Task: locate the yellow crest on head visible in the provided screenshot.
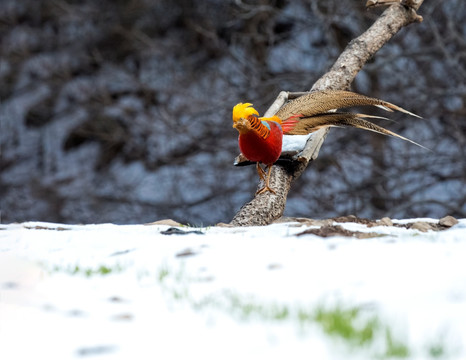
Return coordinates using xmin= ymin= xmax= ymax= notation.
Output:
xmin=232 ymin=103 xmax=259 ymax=123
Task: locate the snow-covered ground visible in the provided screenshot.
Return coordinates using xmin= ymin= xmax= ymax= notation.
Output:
xmin=1 ymin=218 xmax=466 ymax=360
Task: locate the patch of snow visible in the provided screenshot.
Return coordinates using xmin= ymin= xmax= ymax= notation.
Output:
xmin=282 ymin=134 xmax=312 ymax=153
xmin=1 ymin=219 xmax=466 ymax=359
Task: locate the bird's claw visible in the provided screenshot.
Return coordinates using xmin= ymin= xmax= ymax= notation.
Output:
xmin=256 ymin=186 xmax=276 ymax=195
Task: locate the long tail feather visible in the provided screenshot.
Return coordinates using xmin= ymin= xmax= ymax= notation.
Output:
xmin=276 ymin=90 xmax=421 ymax=119
xmin=283 ymin=112 xmax=429 ymax=150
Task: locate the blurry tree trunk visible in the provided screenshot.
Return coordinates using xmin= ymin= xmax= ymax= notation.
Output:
xmin=230 ymin=1 xmax=424 ymax=226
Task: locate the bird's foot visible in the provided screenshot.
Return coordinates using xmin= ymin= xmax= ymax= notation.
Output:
xmin=256 ymin=186 xmax=276 ymax=195
xmin=256 ymin=162 xmax=267 ymax=181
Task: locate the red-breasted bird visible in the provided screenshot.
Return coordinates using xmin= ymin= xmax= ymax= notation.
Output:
xmin=232 ymin=90 xmax=425 ymax=195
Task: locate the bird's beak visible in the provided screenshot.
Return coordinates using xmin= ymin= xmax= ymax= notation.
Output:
xmin=233 ymin=117 xmax=250 ymax=134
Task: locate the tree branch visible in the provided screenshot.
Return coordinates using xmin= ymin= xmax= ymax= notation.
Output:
xmin=230 ymin=2 xmax=424 ymax=226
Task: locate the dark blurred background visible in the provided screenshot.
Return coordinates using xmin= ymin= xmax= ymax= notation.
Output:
xmin=1 ymin=0 xmax=465 ymax=225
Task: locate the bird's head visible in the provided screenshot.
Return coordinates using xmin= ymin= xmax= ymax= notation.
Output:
xmin=232 ymin=103 xmax=259 ymax=134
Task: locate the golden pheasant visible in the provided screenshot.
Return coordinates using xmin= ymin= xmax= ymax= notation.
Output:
xmin=232 ymin=90 xmax=424 ymax=195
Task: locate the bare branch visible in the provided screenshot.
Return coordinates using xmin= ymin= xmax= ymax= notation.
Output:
xmin=230 ymin=2 xmax=425 ymax=226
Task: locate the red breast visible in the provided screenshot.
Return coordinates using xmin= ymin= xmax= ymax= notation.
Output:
xmin=238 ymin=121 xmax=283 ymax=165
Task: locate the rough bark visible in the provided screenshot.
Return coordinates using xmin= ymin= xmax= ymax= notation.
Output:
xmin=230 ymin=1 xmax=424 ymax=226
